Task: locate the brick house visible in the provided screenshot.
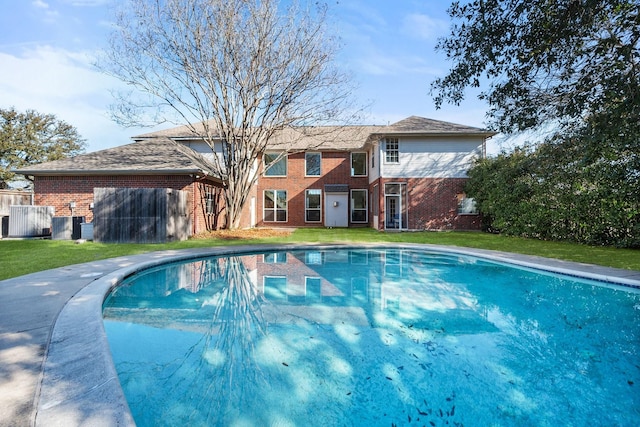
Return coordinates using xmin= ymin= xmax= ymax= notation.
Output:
xmin=14 ymin=137 xmax=226 ymax=235
xmin=15 ymin=116 xmax=495 ymax=236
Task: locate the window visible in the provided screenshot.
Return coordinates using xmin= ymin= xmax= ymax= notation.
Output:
xmin=203 ymin=187 xmax=217 ymax=215
xmin=305 ymin=277 xmax=322 ymax=301
xmin=351 ymin=189 xmax=368 ymax=223
xmin=385 ymin=138 xmax=399 ymax=163
xmin=457 ymin=193 xmax=478 ymax=214
xmin=264 ymin=190 xmax=287 ymax=222
xmin=305 ymin=189 xmax=322 ymax=222
xmin=384 ymin=183 xmax=408 ymax=229
xmin=263 ymin=152 xmax=287 ymax=176
xmin=263 ymin=276 xmax=287 ymax=301
xmin=305 ymin=152 xmax=321 ymax=176
xmin=263 ymin=252 xmax=287 ymax=263
xmin=351 ymin=277 xmax=368 ymax=300
xmin=351 ymin=152 xmax=367 ymax=176
xmin=305 ymin=251 xmax=323 ymax=265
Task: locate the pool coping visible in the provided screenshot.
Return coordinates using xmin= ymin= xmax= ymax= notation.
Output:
xmin=5 ymin=243 xmax=640 ymax=426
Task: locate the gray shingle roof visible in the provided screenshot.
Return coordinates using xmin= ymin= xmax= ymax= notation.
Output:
xmin=267 ymin=125 xmax=384 ymax=151
xmin=14 ymin=137 xmax=221 ymax=181
xmin=133 ymin=116 xmax=494 ymax=151
xmin=383 ymin=116 xmax=495 ymax=135
xmin=16 ymin=116 xmax=494 ymax=177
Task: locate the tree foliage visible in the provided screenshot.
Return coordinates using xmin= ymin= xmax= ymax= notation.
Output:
xmin=100 ymin=0 xmax=355 ymax=228
xmin=432 ymin=0 xmax=640 ymax=136
xmin=466 ymin=138 xmax=640 ymax=247
xmin=0 ymin=107 xmax=86 ymax=188
xmin=435 ymin=0 xmax=640 ymax=247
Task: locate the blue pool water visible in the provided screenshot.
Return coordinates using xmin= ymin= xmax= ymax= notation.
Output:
xmin=103 ymin=248 xmax=640 ymax=426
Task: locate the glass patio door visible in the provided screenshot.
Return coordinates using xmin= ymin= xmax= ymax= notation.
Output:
xmin=385 ymin=195 xmax=399 ymax=229
xmin=384 ymin=183 xmax=407 ymax=230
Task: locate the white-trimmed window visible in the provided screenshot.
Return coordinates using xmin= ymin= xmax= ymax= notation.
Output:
xmin=263 ymin=276 xmax=287 ymax=301
xmin=263 ymin=152 xmax=287 ymax=176
xmin=351 ymin=152 xmax=367 ymax=176
xmin=457 ymin=193 xmax=478 ymax=214
xmin=264 ymin=190 xmax=287 ymax=222
xmin=305 ymin=189 xmax=322 ymax=222
xmin=351 ymin=189 xmax=368 ymax=223
xmin=203 ymin=187 xmax=217 ymax=215
xmin=263 ymin=252 xmax=287 ymax=263
xmin=385 ymin=138 xmax=399 ymax=163
xmin=305 ymin=251 xmax=323 ymax=265
xmin=305 ymin=152 xmax=321 ymax=176
xmin=351 ymin=277 xmax=368 ymax=300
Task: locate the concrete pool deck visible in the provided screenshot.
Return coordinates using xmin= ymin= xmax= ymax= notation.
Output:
xmin=1 ymin=243 xmax=639 ymax=427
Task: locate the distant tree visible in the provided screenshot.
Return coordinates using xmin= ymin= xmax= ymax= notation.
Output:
xmin=0 ymin=107 xmax=86 ymax=188
xmin=99 ymin=0 xmax=356 ymax=228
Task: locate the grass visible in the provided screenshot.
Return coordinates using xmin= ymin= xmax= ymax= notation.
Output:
xmin=0 ymin=228 xmax=638 ymax=281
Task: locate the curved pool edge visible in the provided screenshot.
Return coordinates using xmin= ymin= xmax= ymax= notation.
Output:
xmin=35 ymin=243 xmax=640 ymax=426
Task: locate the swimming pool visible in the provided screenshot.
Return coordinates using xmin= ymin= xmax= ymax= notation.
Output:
xmin=103 ymin=247 xmax=640 ymax=426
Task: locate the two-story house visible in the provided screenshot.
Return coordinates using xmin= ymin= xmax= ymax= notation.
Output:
xmin=15 ymin=116 xmax=494 ymax=236
xmin=253 ymin=115 xmax=494 ymax=231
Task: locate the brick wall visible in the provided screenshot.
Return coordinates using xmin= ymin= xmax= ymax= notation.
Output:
xmin=32 ymin=175 xmax=226 ymax=234
xmin=372 ymin=177 xmax=481 ymax=231
xmin=251 ymin=152 xmax=481 ymax=230
xmin=255 ymin=151 xmax=369 ymax=227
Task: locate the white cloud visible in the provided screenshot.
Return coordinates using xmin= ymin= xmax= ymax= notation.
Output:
xmin=31 ymin=0 xmax=60 ymax=22
xmin=402 ymin=13 xmax=449 ymax=41
xmin=351 ymin=49 xmax=442 ymax=77
xmin=61 ymin=0 xmax=112 ymax=6
xmin=32 ymin=0 xmax=50 ymax=9
xmin=0 ymin=45 xmax=156 ymax=152
xmin=0 ymin=46 xmax=109 ymax=98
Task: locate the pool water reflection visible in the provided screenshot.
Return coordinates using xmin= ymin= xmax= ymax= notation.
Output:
xmin=103 ymin=248 xmax=640 ymax=426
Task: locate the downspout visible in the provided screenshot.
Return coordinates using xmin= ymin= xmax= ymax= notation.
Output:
xmin=193 ymin=180 xmax=197 ymax=235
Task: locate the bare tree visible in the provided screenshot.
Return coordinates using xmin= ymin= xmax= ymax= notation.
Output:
xmin=99 ymin=0 xmax=356 ymax=228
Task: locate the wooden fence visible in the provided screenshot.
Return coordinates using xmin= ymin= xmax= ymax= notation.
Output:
xmin=0 ymin=190 xmax=32 ymax=216
xmin=93 ymin=187 xmax=191 ymax=243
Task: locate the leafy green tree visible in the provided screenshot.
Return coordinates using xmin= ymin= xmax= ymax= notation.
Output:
xmin=435 ymin=0 xmax=640 ymax=247
xmin=466 ymin=137 xmax=640 ymax=247
xmin=0 ymin=108 xmax=86 ymax=188
xmin=431 ymin=0 xmax=640 ymax=138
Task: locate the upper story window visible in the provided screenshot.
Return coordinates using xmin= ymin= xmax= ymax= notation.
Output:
xmin=305 ymin=152 xmax=321 ymax=176
xmin=263 ymin=152 xmax=287 ymax=176
xmin=384 ymin=138 xmax=399 ymax=163
xmin=351 ymin=152 xmax=367 ymax=176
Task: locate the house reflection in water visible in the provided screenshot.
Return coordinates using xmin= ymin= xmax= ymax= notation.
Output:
xmin=103 ymin=248 xmax=495 ymax=335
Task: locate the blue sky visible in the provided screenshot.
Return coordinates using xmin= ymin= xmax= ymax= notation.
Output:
xmin=0 ymin=0 xmax=498 ymax=153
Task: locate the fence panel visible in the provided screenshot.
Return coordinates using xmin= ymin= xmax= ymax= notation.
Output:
xmin=93 ymin=187 xmax=189 ymax=243
xmin=0 ymin=190 xmax=32 ymax=216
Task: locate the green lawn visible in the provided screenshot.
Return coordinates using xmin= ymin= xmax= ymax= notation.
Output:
xmin=0 ymin=228 xmax=638 ymax=281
